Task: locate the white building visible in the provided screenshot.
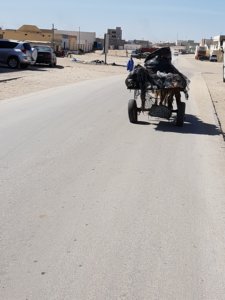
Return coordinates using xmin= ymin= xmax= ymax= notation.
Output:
xmin=56 ymin=30 xmax=96 ymax=52
xmin=209 ymin=35 xmax=225 ymax=62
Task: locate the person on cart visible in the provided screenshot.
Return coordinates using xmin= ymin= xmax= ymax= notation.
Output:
xmin=127 ymin=56 xmax=134 ymax=72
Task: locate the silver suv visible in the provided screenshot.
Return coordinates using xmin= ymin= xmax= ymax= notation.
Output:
xmin=0 ymin=39 xmax=33 ymax=68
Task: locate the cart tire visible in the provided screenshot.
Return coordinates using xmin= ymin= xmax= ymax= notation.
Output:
xmin=176 ymin=102 xmax=186 ymax=126
xmin=128 ymin=99 xmax=138 ymax=123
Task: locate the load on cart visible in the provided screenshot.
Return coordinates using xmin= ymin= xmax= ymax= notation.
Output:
xmin=125 ymin=47 xmax=190 ymax=126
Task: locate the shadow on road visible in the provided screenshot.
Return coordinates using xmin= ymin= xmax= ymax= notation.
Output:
xmin=154 ymin=114 xmax=222 ymax=136
xmin=0 ymin=65 xmax=47 ymax=73
xmin=0 ymin=66 xmax=28 ymax=74
xmin=0 ymin=64 xmax=64 ymax=74
xmin=32 ymin=65 xmax=64 ymax=70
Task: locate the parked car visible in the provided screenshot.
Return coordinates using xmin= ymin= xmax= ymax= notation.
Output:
xmin=131 ymin=50 xmax=150 ymax=59
xmin=0 ymin=39 xmax=34 ymax=68
xmin=198 ymin=56 xmax=209 ymax=61
xmin=209 ymin=54 xmax=217 ymax=62
xmin=33 ymin=46 xmax=57 ymax=67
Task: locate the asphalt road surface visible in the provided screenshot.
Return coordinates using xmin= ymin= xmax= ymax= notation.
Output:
xmin=1 ymin=58 xmax=225 ymax=300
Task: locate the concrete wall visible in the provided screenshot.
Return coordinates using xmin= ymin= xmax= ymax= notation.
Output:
xmin=124 ymin=44 xmax=142 ymax=50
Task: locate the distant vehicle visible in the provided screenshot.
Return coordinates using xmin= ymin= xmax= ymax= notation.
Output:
xmin=93 ymin=41 xmax=103 ymax=50
xmin=131 ymin=50 xmax=140 ymax=58
xmin=131 ymin=50 xmax=150 ymax=59
xmin=139 ymin=47 xmax=159 ymax=54
xmin=195 ymin=46 xmax=208 ymax=60
xmin=199 ymin=56 xmax=209 ymax=61
xmin=33 ymin=45 xmax=57 ymax=67
xmin=209 ymin=54 xmax=217 ymax=62
xmin=173 ymin=51 xmax=179 ymax=56
xmin=0 ymin=39 xmax=33 ymax=68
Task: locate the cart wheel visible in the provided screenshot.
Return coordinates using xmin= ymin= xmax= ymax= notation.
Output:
xmin=176 ymin=102 xmax=186 ymax=126
xmin=128 ymin=99 xmax=138 ymax=123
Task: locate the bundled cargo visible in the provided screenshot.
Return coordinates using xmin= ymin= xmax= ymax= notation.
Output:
xmin=125 ymin=47 xmax=190 ymax=126
xmin=126 ymin=47 xmax=189 ymax=91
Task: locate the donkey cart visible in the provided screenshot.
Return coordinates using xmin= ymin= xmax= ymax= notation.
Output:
xmin=125 ymin=47 xmax=189 ymax=127
xmin=128 ymin=86 xmax=186 ymax=126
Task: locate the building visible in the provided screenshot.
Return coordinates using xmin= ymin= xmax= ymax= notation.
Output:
xmin=107 ymin=27 xmax=125 ymax=49
xmin=200 ymin=38 xmax=213 ymax=47
xmin=55 ymin=30 xmax=95 ymax=52
xmin=0 ymin=25 xmax=56 ymax=45
xmin=0 ymin=25 xmax=77 ymax=51
xmin=133 ymin=39 xmax=153 ymax=48
xmin=175 ymin=40 xmax=198 ymax=54
xmin=0 ymin=25 xmax=96 ymax=52
xmin=209 ymin=35 xmax=225 ymax=62
xmin=124 ymin=43 xmax=142 ymax=51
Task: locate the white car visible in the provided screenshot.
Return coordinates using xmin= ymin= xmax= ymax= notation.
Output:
xmin=209 ymin=54 xmax=217 ymax=62
xmin=0 ymin=39 xmax=34 ymax=68
xmin=32 ymin=45 xmax=57 ymax=67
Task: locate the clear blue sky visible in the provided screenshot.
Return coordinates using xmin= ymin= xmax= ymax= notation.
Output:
xmin=1 ymin=0 xmax=225 ymax=42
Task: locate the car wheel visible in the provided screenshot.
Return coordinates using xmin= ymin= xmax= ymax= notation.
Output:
xmin=7 ymin=56 xmax=19 ymax=69
xmin=20 ymin=64 xmax=28 ymax=69
xmin=50 ymin=61 xmax=56 ymax=67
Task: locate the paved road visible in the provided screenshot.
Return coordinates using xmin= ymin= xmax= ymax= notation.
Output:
xmin=1 ymin=60 xmax=225 ymax=299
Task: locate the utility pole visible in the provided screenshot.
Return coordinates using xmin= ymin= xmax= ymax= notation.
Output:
xmin=78 ymin=26 xmax=80 ymax=50
xmin=52 ymin=23 xmax=55 ymax=50
xmin=104 ymin=33 xmax=109 ymax=64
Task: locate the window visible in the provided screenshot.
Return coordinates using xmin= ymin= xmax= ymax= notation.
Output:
xmin=0 ymin=41 xmax=18 ymax=48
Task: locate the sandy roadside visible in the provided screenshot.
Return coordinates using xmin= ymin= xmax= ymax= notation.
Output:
xmin=0 ymin=50 xmax=132 ymax=101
